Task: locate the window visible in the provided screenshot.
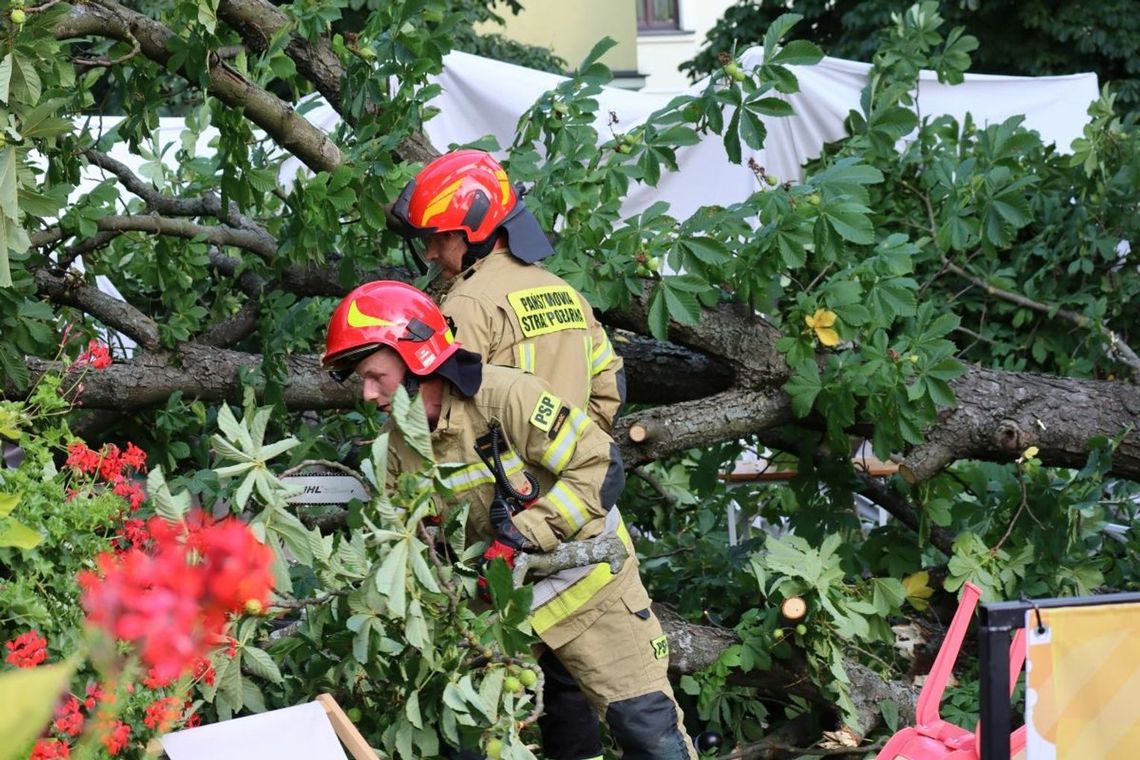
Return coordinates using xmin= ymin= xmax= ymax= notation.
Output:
xmin=636 ymin=0 xmax=679 ymax=32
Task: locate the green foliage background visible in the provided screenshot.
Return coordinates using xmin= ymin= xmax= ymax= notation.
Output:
xmin=1 ymin=0 xmax=1139 ymax=757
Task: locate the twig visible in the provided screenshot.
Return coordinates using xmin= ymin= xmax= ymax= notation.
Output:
xmin=944 ymin=258 xmax=1140 ymax=380
xmin=719 ymin=739 xmax=885 ymax=759
xmin=74 ymin=34 xmax=141 ymax=67
xmin=632 ymin=465 xmax=678 ymax=509
xmin=268 ymin=591 xmax=345 ymax=610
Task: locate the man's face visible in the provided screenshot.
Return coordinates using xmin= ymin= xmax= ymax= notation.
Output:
xmin=355 ymin=348 xmax=406 ymax=413
xmin=354 ymin=348 xmax=443 ymax=427
xmin=424 ymin=231 xmax=467 ymax=279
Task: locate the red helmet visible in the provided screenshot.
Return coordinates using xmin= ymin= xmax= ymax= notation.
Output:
xmin=392 ymin=150 xmax=555 ymax=264
xmin=323 ymin=281 xmax=458 ymax=378
xmin=393 ymin=150 xmax=515 ymax=244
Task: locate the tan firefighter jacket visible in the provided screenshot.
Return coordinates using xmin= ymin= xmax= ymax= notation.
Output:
xmin=440 ymin=248 xmax=624 ymax=433
xmin=385 ymin=364 xmax=636 ymax=648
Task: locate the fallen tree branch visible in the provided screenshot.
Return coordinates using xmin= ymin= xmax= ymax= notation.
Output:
xmin=33 ymin=215 xmax=277 ymax=260
xmin=944 ymin=258 xmax=1140 ymax=381
xmin=55 ymin=0 xmax=342 ymax=173
xmin=511 ymin=533 xmax=626 ymax=587
xmin=84 ymin=149 xmax=272 ymax=238
xmin=216 ymin=0 xmax=437 ymax=164
xmin=34 ymin=269 xmax=162 ymax=350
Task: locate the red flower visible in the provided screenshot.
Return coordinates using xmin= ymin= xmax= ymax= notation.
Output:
xmin=117 ymin=518 xmax=150 ymax=551
xmin=65 ymin=442 xmax=100 ymax=475
xmin=144 ymin=696 xmax=183 ymax=732
xmin=98 ymin=444 xmax=124 ymax=484
xmin=5 ymin=629 xmax=48 ymax=668
xmin=79 ymin=513 xmax=274 ymax=682
xmin=113 ymin=481 xmax=146 ymax=512
xmin=84 ymin=682 xmax=105 ymax=711
xmin=192 ymin=656 xmax=216 ymax=686
xmin=30 ymin=739 xmax=70 ymax=760
xmin=53 ymin=695 xmax=84 ymax=737
xmin=77 ymin=340 xmax=112 ymax=369
xmin=122 ymin=443 xmax=147 ymax=470
xmin=100 ymin=719 xmax=131 ymax=756
xmin=143 ymin=665 xmax=176 ymax=690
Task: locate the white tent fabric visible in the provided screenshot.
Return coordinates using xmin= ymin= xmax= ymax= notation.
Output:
xmin=420 ymin=48 xmax=1098 ymax=220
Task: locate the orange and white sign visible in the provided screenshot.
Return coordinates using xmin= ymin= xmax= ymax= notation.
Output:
xmin=1026 ymin=602 xmax=1140 ymax=758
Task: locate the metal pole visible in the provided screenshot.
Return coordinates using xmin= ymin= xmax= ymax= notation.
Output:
xmin=978 ymin=621 xmax=1011 ymax=760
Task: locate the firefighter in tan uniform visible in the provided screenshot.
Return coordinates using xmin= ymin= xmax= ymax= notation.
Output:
xmin=323 ymin=281 xmax=696 ymax=760
xmin=391 ymin=149 xmax=625 ymax=434
xmin=392 ymin=150 xmax=626 ymax=758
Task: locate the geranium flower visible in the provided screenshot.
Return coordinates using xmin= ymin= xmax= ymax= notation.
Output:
xmin=144 ymin=696 xmax=184 ymax=732
xmin=30 ymin=739 xmax=70 ymax=760
xmin=77 ymin=340 xmax=112 ymax=369
xmin=4 ymin=629 xmax=48 ymax=668
xmin=100 ymin=719 xmax=131 ymax=756
xmin=65 ymin=442 xmax=100 ymax=475
xmin=79 ymin=513 xmax=275 ymax=682
xmin=804 ymin=308 xmax=840 ymax=346
xmin=53 ymin=696 xmax=84 ymax=737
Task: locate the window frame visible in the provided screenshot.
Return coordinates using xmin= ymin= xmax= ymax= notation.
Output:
xmin=636 ymin=0 xmax=681 ymax=32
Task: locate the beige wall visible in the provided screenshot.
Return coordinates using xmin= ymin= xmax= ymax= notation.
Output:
xmin=477 ymin=0 xmax=638 ymax=73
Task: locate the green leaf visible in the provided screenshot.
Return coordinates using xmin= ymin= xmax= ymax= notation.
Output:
xmin=0 ymin=55 xmax=11 ymax=104
xmin=749 ymin=96 xmax=794 ymax=118
xmin=661 ymin=281 xmax=701 ymax=326
xmin=762 ymin=14 xmax=803 ymax=61
xmin=577 ymin=37 xmax=617 ymax=73
xmin=0 ymin=147 xmax=18 ymax=219
xmin=680 ymin=237 xmax=730 ymax=265
xmin=871 ymin=578 xmax=907 ymax=614
xmin=0 ymin=662 xmax=75 ymax=760
xmin=0 ymin=491 xmax=18 ymax=517
xmin=390 ymin=386 xmax=434 ymax=463
xmin=486 ymin=556 xmax=514 ymax=609
xmin=738 ymin=108 xmax=767 ymax=150
xmin=0 ymin=518 xmax=40 ymax=549
xmin=19 ymin=100 xmax=73 ymax=141
xmin=375 ymin=539 xmax=409 ymax=618
xmin=785 ymin=362 xmax=822 ymax=418
xmin=647 ymin=284 xmax=669 ymax=340
xmin=769 ymin=39 xmax=824 ymax=66
xmin=823 ymin=204 xmax=874 ymax=244
xmin=146 ymin=467 xmax=191 ymax=522
xmin=242 ymin=646 xmax=284 ymax=684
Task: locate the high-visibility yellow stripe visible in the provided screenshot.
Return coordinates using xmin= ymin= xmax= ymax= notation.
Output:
xmin=545 ymin=481 xmax=590 ymax=532
xmin=590 ymin=331 xmax=615 ymax=376
xmin=532 ymin=562 xmax=615 ymax=634
xmin=541 ymin=409 xmax=589 ymax=474
xmin=516 ymin=341 xmax=536 ymax=373
xmin=438 ymin=452 xmax=524 ymax=493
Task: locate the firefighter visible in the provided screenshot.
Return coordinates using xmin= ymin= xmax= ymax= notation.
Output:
xmin=391 ymin=149 xmax=625 ymax=435
xmin=392 ymin=149 xmax=625 ymax=757
xmin=324 ymin=281 xmax=696 ymax=760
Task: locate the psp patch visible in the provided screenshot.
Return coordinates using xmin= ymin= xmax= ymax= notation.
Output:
xmin=651 ymin=635 xmax=670 ymax=660
xmin=507 ymin=286 xmax=587 ymax=337
xmin=529 ymin=391 xmax=560 ymax=433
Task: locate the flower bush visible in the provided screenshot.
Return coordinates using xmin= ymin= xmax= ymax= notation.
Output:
xmin=1 ymin=347 xmax=274 ymax=759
